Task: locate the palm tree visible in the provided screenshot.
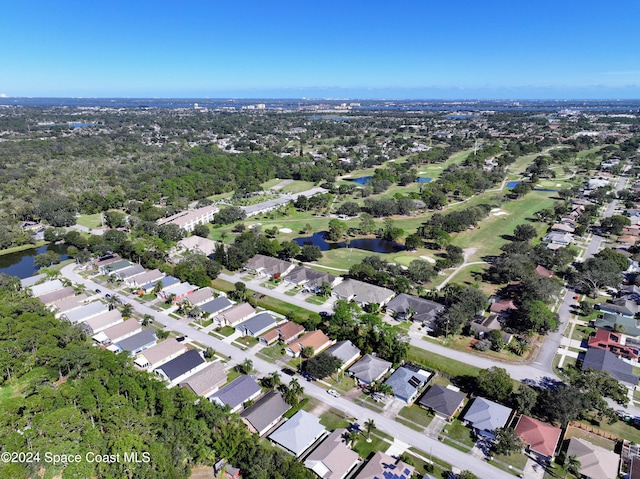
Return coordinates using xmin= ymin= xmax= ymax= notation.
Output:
xmin=190 ymin=305 xmax=202 ymax=319
xmin=61 ymin=278 xmax=72 ymax=287
xmin=564 ymin=454 xmax=581 ymax=478
xmin=107 ymin=295 xmax=120 ymax=311
xmin=235 ymin=358 xmax=253 ymax=375
xmin=364 ymin=419 xmax=375 ymax=442
xmin=346 ymin=430 xmax=359 ymax=448
xmin=73 ymin=283 xmax=85 ymax=295
xmin=121 ymin=303 xmax=133 ymax=318
xmin=152 ymin=280 xmax=163 ymax=295
xmin=268 ymin=371 xmax=281 ymax=390
xmin=142 ymin=314 xmax=154 ymax=326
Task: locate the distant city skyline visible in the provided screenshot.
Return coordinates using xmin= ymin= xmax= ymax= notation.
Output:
xmin=3 ymin=0 xmax=639 ymax=99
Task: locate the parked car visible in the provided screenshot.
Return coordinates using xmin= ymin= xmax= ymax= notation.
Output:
xmin=105 ymin=293 xmax=111 ymax=298
xmin=176 ymin=336 xmax=186 ymax=342
xmin=281 ymin=368 xmax=295 ymax=376
xmin=95 ymin=288 xmax=101 ymax=293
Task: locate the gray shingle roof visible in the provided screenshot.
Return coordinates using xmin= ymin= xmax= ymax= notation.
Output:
xmin=200 ymin=296 xmax=233 ymax=315
xmin=384 ymin=366 xmax=432 ymax=402
xmin=462 ymin=397 xmax=513 ymax=434
xmin=419 ymin=385 xmax=465 ymax=418
xmin=582 ymin=348 xmax=639 ymax=386
xmin=179 ymin=361 xmax=226 ymax=397
xmin=268 ymin=410 xmax=326 ymax=457
xmin=332 ymin=279 xmax=394 ymax=305
xmin=347 ymin=354 xmax=392 ymax=384
xmin=325 ymin=340 xmax=361 ymax=365
xmin=386 ymin=294 xmax=445 ymax=324
xmin=240 ymin=391 xmax=290 ymax=435
xmin=210 ymin=375 xmax=261 ymax=410
xmin=155 ymin=349 xmax=204 ymax=381
xmin=115 ymin=328 xmax=157 ymax=354
xmin=235 ymin=312 xmax=277 ymax=337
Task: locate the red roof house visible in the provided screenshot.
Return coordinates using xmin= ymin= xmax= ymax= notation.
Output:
xmin=514 ymin=415 xmax=562 ymax=459
xmin=588 ymin=328 xmax=639 ymax=360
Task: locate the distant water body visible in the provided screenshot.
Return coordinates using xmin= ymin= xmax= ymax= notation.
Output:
xmin=1 ymin=98 xmax=639 ymax=112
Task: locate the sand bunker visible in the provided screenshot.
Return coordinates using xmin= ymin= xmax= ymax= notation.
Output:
xmin=279 ymin=228 xmax=293 ymax=233
xmin=490 ymin=208 xmax=502 ymax=213
xmin=493 ymin=212 xmax=509 ymax=216
xmin=420 ymin=255 xmax=436 ymax=264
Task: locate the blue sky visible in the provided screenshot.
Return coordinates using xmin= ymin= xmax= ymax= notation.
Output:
xmin=2 ymin=0 xmax=639 ymax=99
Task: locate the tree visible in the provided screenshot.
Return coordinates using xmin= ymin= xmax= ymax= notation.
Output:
xmin=192 ymin=223 xmax=210 ymax=238
xmin=600 ymin=214 xmax=631 ymax=236
xmin=106 ymin=295 xmax=120 ymax=311
xmin=235 ymin=359 xmax=253 ymax=375
xmin=404 ymin=233 xmax=423 ymax=251
xmin=283 ymin=378 xmax=304 ymax=406
xmin=301 ymin=345 xmax=315 ymax=359
xmin=121 ymin=303 xmax=133 ymax=318
xmin=346 ymin=430 xmax=359 ymax=448
xmin=563 ymin=454 xmax=581 ymax=478
xmin=458 ymin=472 xmax=479 ymax=479
xmin=142 ymin=314 xmax=154 ymax=326
xmin=512 ymin=385 xmax=538 ymax=416
xmin=364 ymin=418 xmax=375 ymax=442
xmin=512 ymin=223 xmax=537 ymax=242
xmin=509 ymin=299 xmax=558 ymax=334
xmin=232 ymin=281 xmax=247 ymax=301
xmin=214 ymin=206 xmax=246 ymax=225
xmin=476 ymin=367 xmax=512 ymax=403
xmin=492 ymin=427 xmax=524 ymax=456
xmin=298 ymin=245 xmax=322 ymax=262
xmin=407 ymin=259 xmax=436 ymax=283
xmin=303 ymin=352 xmax=341 ymax=379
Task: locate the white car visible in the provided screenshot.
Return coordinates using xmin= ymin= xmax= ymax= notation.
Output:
xmin=327 ymin=389 xmax=341 ymax=398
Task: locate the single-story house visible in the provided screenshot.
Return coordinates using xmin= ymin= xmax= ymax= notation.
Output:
xmin=81 ymin=309 xmax=123 ymax=335
xmin=469 ymin=315 xmax=513 ymax=344
xmin=551 ymin=223 xmax=575 ymax=233
xmin=462 ymin=397 xmax=513 ymax=440
xmin=259 ymin=320 xmax=305 ymax=345
xmin=214 ymin=459 xmax=241 ymax=479
xmin=30 ymin=279 xmax=64 ymax=297
xmin=595 ymin=312 xmax=640 ymax=336
xmin=128 ymin=269 xmax=164 ymax=288
xmin=331 ymin=279 xmax=395 ymax=307
xmin=353 ymin=451 xmax=414 ymax=479
xmin=177 ymin=235 xmax=218 ymax=257
xmin=93 ymin=318 xmax=141 ymax=345
xmin=93 ymin=254 xmax=120 ymax=271
xmin=235 ymin=312 xmax=278 ymax=337
xmin=178 ymin=361 xmax=226 ymax=397
xmin=200 ymin=296 xmax=233 ymax=316
xmin=597 ymin=298 xmax=638 ymax=317
xmin=184 ymin=287 xmax=215 ymax=307
xmin=385 ymin=293 xmax=445 ymax=326
xmin=216 ymin=303 xmax=256 ymax=327
xmin=154 ymin=349 xmax=206 ymax=383
xmin=63 ymin=302 xmax=109 ymax=324
xmin=113 ymin=328 xmax=157 ymax=355
xmin=588 ymin=328 xmax=639 ymax=361
xmin=114 ymin=264 xmax=146 ymax=281
xmin=565 ymin=437 xmax=620 ymax=479
xmin=240 ymin=391 xmax=291 ymax=436
xmin=141 ymin=275 xmax=181 ymax=294
xmin=100 ymin=258 xmax=133 ymax=275
xmin=268 ymin=410 xmax=327 ymax=457
xmin=37 ymin=286 xmax=75 ymax=306
xmin=581 ymin=348 xmax=639 ymax=387
xmin=244 ymin=254 xmax=295 ymax=279
xmin=283 ymin=266 xmax=341 ymax=292
xmin=489 ymin=298 xmax=518 ymax=316
xmin=52 ymin=294 xmax=88 ymax=316
xmin=514 ymin=415 xmax=562 ymax=460
xmin=20 ymin=273 xmax=47 ymax=289
xmin=325 ymin=340 xmax=361 ymax=371
xmin=347 ymin=354 xmax=392 ymax=385
xmin=286 ymin=330 xmax=333 ymax=357
xmin=160 ymin=282 xmax=197 ymax=302
xmin=534 ymin=265 xmax=554 ymax=278
xmin=210 ymin=375 xmax=262 ymax=413
xmin=134 ymin=338 xmax=188 ymax=370
xmin=418 ymin=385 xmax=466 ymax=420
xmin=542 ymin=232 xmax=573 ymax=245
xmin=304 ymin=428 xmax=360 ymax=479
xmin=384 ymin=366 xmax=432 ymax=404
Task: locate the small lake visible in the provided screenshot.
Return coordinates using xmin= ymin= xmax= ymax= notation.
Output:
xmin=506 ymin=181 xmax=522 ymax=188
xmin=347 ymin=176 xmax=431 ymax=185
xmin=69 ymin=122 xmax=97 ymax=128
xmin=0 ymin=244 xmax=69 ymax=279
xmin=294 ymin=232 xmax=404 ymax=253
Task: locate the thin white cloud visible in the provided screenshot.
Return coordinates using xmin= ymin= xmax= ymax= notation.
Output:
xmin=0 ymin=93 xmax=7 ymax=98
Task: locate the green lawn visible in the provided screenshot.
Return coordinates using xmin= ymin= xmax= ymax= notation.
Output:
xmin=451 ymin=190 xmax=556 ymax=262
xmin=279 ymin=181 xmax=317 ymax=194
xmin=398 ymin=404 xmax=434 ymax=429
xmin=564 ymin=426 xmax=616 ymax=450
xmin=0 ymin=241 xmax=47 ymax=257
xmin=76 ymin=213 xmax=103 ymax=229
xmin=353 ymin=433 xmax=389 ymax=459
xmin=323 ymin=373 xmax=358 ymax=393
xmin=257 ymin=343 xmax=287 ymax=362
xmin=318 ymin=408 xmax=351 ymax=430
xmin=441 ymin=419 xmax=475 ymax=448
xmin=407 ymin=345 xmax=480 ymax=378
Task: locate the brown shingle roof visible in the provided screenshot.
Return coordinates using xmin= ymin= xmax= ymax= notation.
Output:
xmin=514 ymin=415 xmax=561 ymax=458
xmin=288 ymin=330 xmax=332 ymax=356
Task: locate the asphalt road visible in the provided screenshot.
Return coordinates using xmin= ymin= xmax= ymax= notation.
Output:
xmin=61 ymin=264 xmax=514 ymax=478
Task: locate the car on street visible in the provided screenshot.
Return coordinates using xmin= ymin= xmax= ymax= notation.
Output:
xmin=105 ymin=293 xmax=111 ymax=298
xmin=281 ymin=368 xmax=295 ymax=376
xmin=327 ymin=389 xmax=340 ymax=398
xmin=176 ymin=336 xmax=187 ymax=342
xmin=95 ymin=288 xmax=101 ymax=293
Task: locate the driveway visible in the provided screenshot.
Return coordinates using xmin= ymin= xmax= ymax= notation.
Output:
xmin=425 ymin=415 xmax=446 ymax=438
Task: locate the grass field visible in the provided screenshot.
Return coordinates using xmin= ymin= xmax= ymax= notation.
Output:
xmin=76 ymin=213 xmax=103 ymax=229
xmin=406 ymin=345 xmax=480 ymax=378
xmin=451 ymin=190 xmax=556 ymax=262
xmin=353 ymin=433 xmax=389 ymax=459
xmin=0 ymin=241 xmax=47 ymax=257
xmin=398 ymin=404 xmax=434 ymax=429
